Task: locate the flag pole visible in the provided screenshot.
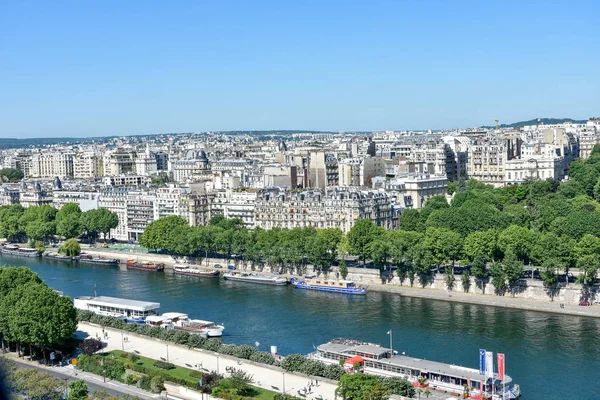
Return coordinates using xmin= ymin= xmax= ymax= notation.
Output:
xmin=388 ymin=329 xmax=393 ymax=355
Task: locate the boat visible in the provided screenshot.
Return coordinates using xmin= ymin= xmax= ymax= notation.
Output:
xmin=74 ymin=295 xmax=160 ymax=323
xmin=173 ymin=264 xmax=219 ymax=277
xmin=223 ymin=272 xmax=288 ymax=285
xmin=290 ymin=277 xmax=366 ymax=295
xmin=44 ymin=251 xmax=75 ymax=261
xmin=1 ymin=245 xmax=41 ymax=257
xmin=311 ymin=339 xmax=521 ymax=399
xmin=126 ymin=260 xmax=165 ymax=271
xmin=146 ymin=312 xmax=224 ymax=337
xmin=78 ymin=253 xmax=119 ymax=265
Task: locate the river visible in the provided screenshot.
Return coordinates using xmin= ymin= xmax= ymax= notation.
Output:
xmin=3 ymin=255 xmax=599 ymax=400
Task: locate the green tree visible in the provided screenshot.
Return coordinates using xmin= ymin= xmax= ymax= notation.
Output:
xmin=59 ymin=238 xmax=81 ymax=256
xmin=576 ymin=255 xmax=599 ymax=286
xmin=0 ymin=168 xmax=24 ymax=181
xmin=463 ymin=230 xmax=499 ymax=261
xmin=498 ymin=225 xmax=533 ymax=261
xmin=502 ymin=252 xmax=524 ymax=296
xmin=490 ymin=261 xmax=506 ymax=293
xmin=139 ymin=216 xmax=188 ymax=252
xmin=541 ymin=258 xmax=561 ymax=300
xmin=68 ymin=379 xmax=89 ymax=400
xmin=339 ymin=259 xmax=349 ymax=280
xmin=0 ymin=204 xmax=26 ymax=241
xmin=420 ymin=195 xmax=449 ymax=221
xmin=347 ymin=220 xmax=384 ymax=266
xmin=56 ymin=203 xmax=82 ymax=239
xmin=336 ymin=373 xmax=390 ymax=400
xmin=423 ymin=228 xmax=462 ymax=271
xmin=10 ymin=368 xmax=63 ymax=400
xmin=397 ymin=209 xmax=425 ymax=232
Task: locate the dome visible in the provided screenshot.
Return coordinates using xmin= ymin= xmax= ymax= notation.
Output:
xmin=53 ymin=176 xmax=63 ymax=190
xmin=20 ymin=180 xmax=27 ymax=191
xmin=34 ymin=181 xmax=42 ymax=192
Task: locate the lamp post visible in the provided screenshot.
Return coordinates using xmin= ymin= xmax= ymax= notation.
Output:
xmin=166 ymin=344 xmax=169 ymax=363
xmin=121 ymin=333 xmax=124 ymax=351
xmin=387 ymin=329 xmax=393 ymax=355
xmin=282 ymin=371 xmax=286 ymax=394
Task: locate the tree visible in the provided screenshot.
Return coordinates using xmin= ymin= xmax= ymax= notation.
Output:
xmin=339 ymin=259 xmax=349 ymax=280
xmin=463 ymin=230 xmax=499 ymax=261
xmin=0 ymin=204 xmax=25 ymax=241
xmin=10 ymin=368 xmax=63 ymax=400
xmin=79 ymin=338 xmax=104 ymax=355
xmin=347 ymin=220 xmax=384 ymax=266
xmin=139 ymin=216 xmax=188 ymax=252
xmin=56 ymin=203 xmax=82 ymax=239
xmin=227 ymin=370 xmax=254 ymax=395
xmin=502 ymin=252 xmax=524 ymax=296
xmin=68 ymin=379 xmax=89 ymax=400
xmin=490 ymin=261 xmax=506 ymax=293
xmin=420 ymin=195 xmax=449 ymax=221
xmin=378 ymin=376 xmax=415 ymax=398
xmin=397 ymin=209 xmax=424 ymax=232
xmin=59 ymin=238 xmax=81 ymax=256
xmin=0 ymin=168 xmax=24 ymax=181
xmin=498 ymin=225 xmax=533 ymax=261
xmin=336 ymin=373 xmax=389 ymax=400
xmin=576 ymin=255 xmax=599 ymax=286
xmin=541 ymin=258 xmax=561 ymax=300
xmin=423 ymin=228 xmax=463 ymax=271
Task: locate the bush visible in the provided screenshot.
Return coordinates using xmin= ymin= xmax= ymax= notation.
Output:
xmin=249 ymin=351 xmax=276 ymax=365
xmin=150 ymin=376 xmax=164 ymax=393
xmin=274 ymin=395 xmax=303 ymax=400
xmin=59 ymin=238 xmax=81 ymax=256
xmin=323 ymin=364 xmax=345 ymax=380
xmin=153 ymin=361 xmax=175 ymax=370
xmin=199 ymin=371 xmax=223 ymax=393
xmin=189 ymin=370 xmax=204 ymax=378
xmin=187 ymin=334 xmax=206 ymax=349
xmin=378 ymin=376 xmax=416 ymax=397
xmin=217 ymin=344 xmax=238 ymax=356
xmin=232 ymin=345 xmax=256 ymax=360
xmin=125 ymin=374 xmax=139 ymax=385
xmin=127 ymin=352 xmax=140 ymax=363
xmin=202 ymin=339 xmax=221 ymax=352
xmin=281 ymin=354 xmax=306 ymax=372
xmin=138 ymin=376 xmax=152 ymax=391
xmin=173 ymin=331 xmax=191 ymax=345
xmin=79 ymin=338 xmax=103 ymax=356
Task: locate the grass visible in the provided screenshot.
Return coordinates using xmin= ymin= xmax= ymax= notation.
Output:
xmin=108 ymin=350 xmax=280 ymax=400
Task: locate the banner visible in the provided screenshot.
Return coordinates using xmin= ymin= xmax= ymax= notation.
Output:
xmin=485 ymin=351 xmax=494 ymax=379
xmin=479 ymin=349 xmax=486 ymax=376
xmin=498 ymin=353 xmax=505 ymax=381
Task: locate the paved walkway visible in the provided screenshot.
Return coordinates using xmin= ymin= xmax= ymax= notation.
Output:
xmin=3 ymin=353 xmax=158 ymax=399
xmin=77 ymin=322 xmax=338 ymax=400
xmin=374 ymin=284 xmax=600 ymax=318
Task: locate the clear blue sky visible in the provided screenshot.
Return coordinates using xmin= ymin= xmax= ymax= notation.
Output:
xmin=1 ymin=1 xmax=599 ymax=138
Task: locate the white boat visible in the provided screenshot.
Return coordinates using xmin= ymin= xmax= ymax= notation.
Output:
xmin=173 ymin=264 xmax=219 ymax=277
xmin=74 ymin=295 xmax=160 ymax=323
xmin=1 ymin=245 xmax=41 ymax=257
xmin=311 ymin=339 xmax=521 ymax=399
xmin=223 ymin=272 xmax=288 ymax=286
xmin=146 ymin=312 xmax=224 ymax=337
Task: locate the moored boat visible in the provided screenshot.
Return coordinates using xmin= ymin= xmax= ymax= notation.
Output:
xmin=223 ymin=272 xmax=288 ymax=285
xmin=311 ymin=339 xmax=521 ymax=399
xmin=173 ymin=264 xmax=219 ymax=277
xmin=44 ymin=251 xmax=75 ymax=261
xmin=126 ymin=260 xmax=165 ymax=271
xmin=145 ymin=312 xmax=224 ymax=337
xmin=1 ymin=245 xmax=41 ymax=257
xmin=78 ymin=253 xmax=119 ymax=265
xmin=290 ymin=277 xmax=366 ymax=295
xmin=74 ymin=295 xmax=160 ymax=324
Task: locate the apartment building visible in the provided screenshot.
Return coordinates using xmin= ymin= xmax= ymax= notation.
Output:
xmin=254 ymin=187 xmax=396 ymax=233
xmin=74 ymin=152 xmax=104 ymax=179
xmin=309 ymin=152 xmax=338 ymax=189
xmin=99 ymin=186 xmax=129 ymax=241
xmin=29 ymin=152 xmax=74 ymax=179
xmin=210 ymin=189 xmax=257 ymax=229
xmin=338 ymin=156 xmax=385 ymax=187
xmin=467 ymin=135 xmax=522 ymax=187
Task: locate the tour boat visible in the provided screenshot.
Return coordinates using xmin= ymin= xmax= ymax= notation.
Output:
xmin=311 ymin=339 xmax=521 ymax=399
xmin=126 ymin=260 xmax=165 ymax=271
xmin=74 ymin=295 xmax=160 ymax=323
xmin=145 ymin=312 xmax=224 ymax=337
xmin=1 ymin=245 xmax=41 ymax=257
xmin=78 ymin=254 xmax=119 ymax=265
xmin=290 ymin=277 xmax=366 ymax=295
xmin=173 ymin=264 xmax=219 ymax=277
xmin=223 ymin=272 xmax=288 ymax=285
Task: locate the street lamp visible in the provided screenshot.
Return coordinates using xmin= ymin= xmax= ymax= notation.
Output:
xmin=214 ymin=353 xmax=220 ymax=373
xmin=166 ymin=344 xmax=169 ymax=363
xmin=121 ymin=333 xmax=124 ymax=351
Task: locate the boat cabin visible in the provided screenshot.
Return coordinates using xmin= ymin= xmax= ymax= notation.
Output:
xmin=344 ymin=356 xmax=365 ymax=374
xmin=74 ymin=296 xmax=160 ymax=320
xmin=305 ymin=278 xmax=357 ymax=288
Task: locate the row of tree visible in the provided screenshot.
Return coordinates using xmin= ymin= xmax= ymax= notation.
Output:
xmin=0 ymin=266 xmax=78 ymax=360
xmin=0 ymin=203 xmax=118 ymax=243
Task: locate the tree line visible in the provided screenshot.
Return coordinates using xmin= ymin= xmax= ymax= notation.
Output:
xmin=0 ymin=203 xmax=119 ymax=245
xmin=0 ymin=266 xmax=78 ymax=361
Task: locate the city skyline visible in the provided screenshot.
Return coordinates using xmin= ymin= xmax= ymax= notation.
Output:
xmin=1 ymin=1 xmax=599 ymax=138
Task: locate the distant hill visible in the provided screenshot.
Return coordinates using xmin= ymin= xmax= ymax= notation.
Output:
xmin=483 ymin=118 xmax=588 ymax=129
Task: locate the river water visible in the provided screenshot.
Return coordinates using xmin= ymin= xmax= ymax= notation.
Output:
xmin=3 ymin=255 xmax=599 ymax=399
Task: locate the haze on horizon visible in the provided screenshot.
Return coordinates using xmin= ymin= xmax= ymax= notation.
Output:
xmin=1 ymin=1 xmax=598 ymax=139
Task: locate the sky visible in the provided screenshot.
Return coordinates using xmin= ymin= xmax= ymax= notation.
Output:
xmin=1 ymin=1 xmax=599 ymax=138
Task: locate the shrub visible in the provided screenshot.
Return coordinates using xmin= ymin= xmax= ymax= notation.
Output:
xmin=232 ymin=345 xmax=256 ymax=360
xmin=274 ymin=395 xmax=303 ymax=400
xmin=378 ymin=376 xmax=416 ymax=397
xmin=217 ymin=344 xmax=237 ymax=356
xmin=302 ymin=359 xmax=326 ymax=376
xmin=125 ymin=374 xmax=139 ymax=385
xmin=199 ymin=371 xmax=223 ymax=393
xmin=59 ymin=238 xmax=81 ymax=256
xmin=128 ymin=352 xmax=140 ymax=363
xmin=150 ymin=376 xmax=164 ymax=393
xmin=173 ymin=331 xmax=191 ymax=345
xmin=79 ymin=338 xmax=103 ymax=356
xmin=153 ymin=361 xmax=175 ymax=370
xmin=323 ymin=364 xmax=345 ymax=380
xmin=189 ymin=370 xmax=203 ymax=378
xmin=249 ymin=351 xmax=276 ymax=365
xmin=187 ymin=334 xmax=206 ymax=349
xmin=202 ymin=339 xmax=221 ymax=352
xmin=281 ymin=354 xmax=306 ymax=372
xmin=138 ymin=376 xmax=152 ymax=391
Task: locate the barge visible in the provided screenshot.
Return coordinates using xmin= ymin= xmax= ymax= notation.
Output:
xmin=311 ymin=339 xmax=520 ymax=399
xmin=74 ymin=295 xmax=160 ymax=324
xmin=223 ymin=272 xmax=288 ymax=285
xmin=1 ymin=245 xmax=41 ymax=257
xmin=173 ymin=264 xmax=219 ymax=277
xmin=78 ymin=254 xmax=119 ymax=266
xmin=126 ymin=260 xmax=165 ymax=272
xmin=290 ymin=277 xmax=366 ymax=295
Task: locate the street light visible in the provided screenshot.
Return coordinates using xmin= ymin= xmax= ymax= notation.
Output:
xmin=214 ymin=353 xmax=220 ymax=373
xmin=121 ymin=333 xmax=124 ymax=351
xmin=166 ymin=344 xmax=169 ymax=363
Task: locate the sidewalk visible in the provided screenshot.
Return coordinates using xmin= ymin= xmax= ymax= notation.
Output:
xmin=4 ymin=353 xmax=159 ymax=399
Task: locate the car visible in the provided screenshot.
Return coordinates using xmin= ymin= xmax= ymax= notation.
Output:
xmin=579 ymin=300 xmax=590 ymax=306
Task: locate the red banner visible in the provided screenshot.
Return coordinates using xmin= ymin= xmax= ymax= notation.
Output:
xmin=497 ymin=353 xmax=505 ymax=380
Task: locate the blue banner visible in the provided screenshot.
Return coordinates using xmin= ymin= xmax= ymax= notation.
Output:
xmin=479 ymin=349 xmax=486 ymax=376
